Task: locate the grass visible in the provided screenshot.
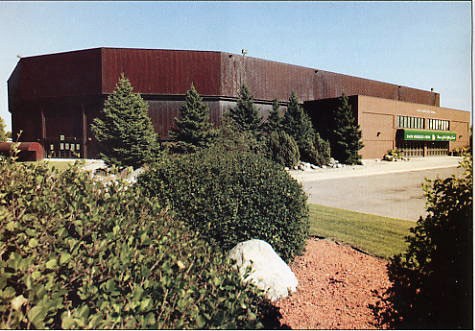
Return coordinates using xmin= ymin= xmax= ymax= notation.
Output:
xmin=43 ymin=159 xmax=78 ymax=171
xmin=308 ymin=203 xmax=415 ymax=259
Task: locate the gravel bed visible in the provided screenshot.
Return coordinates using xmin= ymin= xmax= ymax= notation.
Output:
xmin=276 ymin=238 xmax=391 ymax=329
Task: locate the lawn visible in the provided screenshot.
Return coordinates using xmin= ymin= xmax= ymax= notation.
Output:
xmin=308 ymin=203 xmax=415 ymax=259
xmin=43 ymin=159 xmax=78 ymax=171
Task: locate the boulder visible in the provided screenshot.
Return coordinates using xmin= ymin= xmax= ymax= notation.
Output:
xmin=227 ymin=239 xmax=298 ymax=301
xmin=121 ymin=167 xmax=145 ymax=184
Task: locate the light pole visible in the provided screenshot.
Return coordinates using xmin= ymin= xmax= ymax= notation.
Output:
xmin=240 ymin=49 xmax=248 ymax=88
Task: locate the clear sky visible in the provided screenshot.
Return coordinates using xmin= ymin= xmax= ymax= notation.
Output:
xmin=0 ymin=1 xmax=471 ymax=131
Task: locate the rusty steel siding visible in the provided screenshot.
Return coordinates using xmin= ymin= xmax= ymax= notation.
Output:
xmin=314 ymin=70 xmax=438 ymax=106
xmin=101 ymin=48 xmax=222 ymax=96
xmin=220 ymin=53 xmax=315 ymax=102
xmin=398 ymin=86 xmax=439 ymax=106
xmin=9 ymin=48 xmax=102 ymax=101
xmin=147 ymin=99 xmax=231 ymax=139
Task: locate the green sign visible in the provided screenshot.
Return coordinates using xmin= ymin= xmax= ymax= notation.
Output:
xmin=403 ymin=129 xmax=456 ymax=142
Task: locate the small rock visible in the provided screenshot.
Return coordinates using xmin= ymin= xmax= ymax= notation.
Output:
xmin=284 ymin=166 xmax=290 ymax=171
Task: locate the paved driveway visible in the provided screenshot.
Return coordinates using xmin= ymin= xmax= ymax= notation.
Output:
xmin=299 ymin=167 xmax=462 ymax=221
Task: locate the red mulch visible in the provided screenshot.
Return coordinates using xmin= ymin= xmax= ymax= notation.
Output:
xmin=275 ymin=238 xmax=391 ymax=329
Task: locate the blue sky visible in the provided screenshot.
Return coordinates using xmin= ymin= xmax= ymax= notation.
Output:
xmin=0 ymin=1 xmax=471 ymax=130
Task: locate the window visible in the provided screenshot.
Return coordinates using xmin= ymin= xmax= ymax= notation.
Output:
xmin=428 ymin=119 xmax=450 ymax=131
xmin=398 ymin=115 xmax=425 ymax=129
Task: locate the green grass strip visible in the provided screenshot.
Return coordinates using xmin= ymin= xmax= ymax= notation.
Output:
xmin=43 ymin=160 xmax=77 ymax=171
xmin=308 ymin=203 xmax=415 ymax=259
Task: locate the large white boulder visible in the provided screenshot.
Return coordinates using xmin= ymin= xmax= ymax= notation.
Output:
xmin=227 ymin=239 xmax=298 ymax=301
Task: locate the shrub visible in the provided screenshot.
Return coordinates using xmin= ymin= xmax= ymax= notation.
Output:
xmin=372 ymin=153 xmax=473 ymax=329
xmin=138 ymin=149 xmax=309 ymax=262
xmin=313 ymin=132 xmax=331 ymax=165
xmin=214 ymin=118 xmax=270 ymax=157
xmin=268 ymin=131 xmax=300 ymax=168
xmin=383 ymin=148 xmax=404 ymax=161
xmin=0 ymin=158 xmax=280 ymax=329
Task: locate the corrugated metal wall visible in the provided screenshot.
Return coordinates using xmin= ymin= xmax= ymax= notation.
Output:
xmin=220 ymin=53 xmax=315 ymax=102
xmin=9 ymin=48 xmax=102 ymax=100
xmin=101 ymin=48 xmax=222 ymax=96
xmin=314 ymin=70 xmax=439 ymax=106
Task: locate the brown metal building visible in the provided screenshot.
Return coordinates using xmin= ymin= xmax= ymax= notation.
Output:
xmin=8 ymin=47 xmax=470 ymax=159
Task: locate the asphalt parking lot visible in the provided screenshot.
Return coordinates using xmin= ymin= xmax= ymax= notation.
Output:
xmin=291 ymin=158 xmax=463 ymax=221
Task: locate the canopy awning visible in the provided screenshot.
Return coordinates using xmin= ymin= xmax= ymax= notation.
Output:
xmin=400 ymin=129 xmax=456 ymax=141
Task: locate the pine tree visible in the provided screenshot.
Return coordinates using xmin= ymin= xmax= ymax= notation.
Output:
xmin=0 ymin=116 xmax=8 ymax=141
xmin=282 ymin=92 xmax=317 ymax=163
xmin=263 ymin=99 xmax=282 ymax=133
xmin=91 ymin=74 xmax=160 ymax=169
xmin=331 ymin=94 xmax=364 ymax=165
xmin=228 ymin=85 xmax=262 ymax=133
xmin=170 ymin=84 xmax=218 ymax=153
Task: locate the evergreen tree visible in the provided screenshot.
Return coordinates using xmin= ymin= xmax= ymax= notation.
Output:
xmin=91 ymin=74 xmax=160 ymax=169
xmin=331 ymin=94 xmax=364 ymax=164
xmin=263 ymin=99 xmax=282 ymax=133
xmin=228 ymin=85 xmax=262 ymax=133
xmin=170 ymin=84 xmax=218 ymax=153
xmin=281 ymin=92 xmax=317 ymax=163
xmin=0 ymin=116 xmax=8 ymax=141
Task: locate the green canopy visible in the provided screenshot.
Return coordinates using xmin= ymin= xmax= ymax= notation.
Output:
xmin=402 ymin=129 xmax=456 ymax=141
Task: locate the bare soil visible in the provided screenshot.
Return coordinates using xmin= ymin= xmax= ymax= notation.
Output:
xmin=276 ymin=238 xmax=391 ymax=329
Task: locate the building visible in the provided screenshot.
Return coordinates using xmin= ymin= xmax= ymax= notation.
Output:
xmin=8 ymin=47 xmax=470 ymax=159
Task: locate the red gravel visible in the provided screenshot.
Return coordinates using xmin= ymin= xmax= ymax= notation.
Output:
xmin=276 ymin=238 xmax=391 ymax=329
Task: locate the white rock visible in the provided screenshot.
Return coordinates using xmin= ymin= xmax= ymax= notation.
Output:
xmin=227 ymin=239 xmax=298 ymax=302
xmin=122 ymin=167 xmax=145 ymax=184
xmin=81 ymin=159 xmax=107 ymax=173
xmin=284 ymin=166 xmax=290 ymax=171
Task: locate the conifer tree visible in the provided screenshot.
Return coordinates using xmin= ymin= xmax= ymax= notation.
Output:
xmin=170 ymin=84 xmax=218 ymax=153
xmin=331 ymin=94 xmax=364 ymax=165
xmin=228 ymin=85 xmax=262 ymax=133
xmin=263 ymin=99 xmax=282 ymax=133
xmin=281 ymin=92 xmax=317 ymax=163
xmin=91 ymin=74 xmax=160 ymax=169
xmin=0 ymin=116 xmax=8 ymax=141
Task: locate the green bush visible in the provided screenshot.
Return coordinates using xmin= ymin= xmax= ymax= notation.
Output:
xmin=0 ymin=158 xmax=280 ymax=329
xmin=138 ymin=149 xmax=309 ymax=262
xmin=312 ymin=132 xmax=331 ymax=166
xmin=214 ymin=119 xmax=270 ymax=157
xmin=372 ymin=153 xmax=473 ymax=329
xmin=268 ymin=131 xmax=300 ymax=168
